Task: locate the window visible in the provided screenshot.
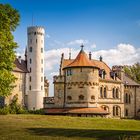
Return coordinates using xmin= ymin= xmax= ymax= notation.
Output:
xmin=125 ymin=93 xmax=131 ymax=104
xmin=79 ymin=95 xmax=84 ymax=100
xmin=34 ymin=32 xmax=36 ymax=35
xmin=113 ymin=88 xmax=119 ymax=99
xmin=41 ymin=77 xmax=43 ymax=82
xmin=100 ymin=87 xmax=103 ymax=98
xmin=91 ymin=95 xmax=95 ymax=100
xmin=112 ymin=88 xmax=115 ymax=98
xmin=29 ymin=47 xmax=32 ymax=52
xmin=41 ymin=86 xmax=43 ymax=90
xmin=29 ymin=58 xmax=31 ymax=64
xmin=29 ymin=85 xmax=31 ymax=90
xmin=29 ymin=76 xmax=31 ymax=82
xmin=104 ymin=87 xmax=107 ymax=98
xmin=125 ymin=109 xmax=128 ymax=116
xmin=67 ymin=69 xmax=72 ymax=76
xmin=41 ymin=59 xmax=43 ymax=64
xmin=116 ymin=88 xmax=119 ymax=98
xmin=113 ymin=106 xmax=121 ymax=116
xmin=67 ymin=96 xmax=72 ymax=101
xmin=41 ymin=48 xmax=43 ymax=53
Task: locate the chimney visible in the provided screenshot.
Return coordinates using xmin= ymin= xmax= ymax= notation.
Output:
xmin=89 ymin=52 xmax=92 ymax=60
xmin=99 ymin=56 xmax=103 ymax=61
xmin=18 ymin=56 xmax=22 ymax=64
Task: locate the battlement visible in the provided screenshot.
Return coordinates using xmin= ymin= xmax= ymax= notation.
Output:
xmin=27 ymin=26 xmax=45 ymax=35
xmin=53 ymin=75 xmax=64 ymax=83
xmin=112 ymin=65 xmax=124 ymax=71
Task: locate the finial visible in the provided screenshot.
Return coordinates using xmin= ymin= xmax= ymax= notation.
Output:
xmin=80 ymin=44 xmax=84 ymax=51
xmin=89 ymin=52 xmax=92 ymax=60
xmin=69 ymin=48 xmax=71 ymax=60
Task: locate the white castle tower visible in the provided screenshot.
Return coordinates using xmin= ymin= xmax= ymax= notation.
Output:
xmin=27 ymin=26 xmax=45 ymax=110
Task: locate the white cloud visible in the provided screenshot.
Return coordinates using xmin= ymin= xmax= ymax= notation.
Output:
xmin=67 ymin=39 xmax=89 ymax=46
xmin=46 ymin=34 xmax=51 ymax=38
xmin=90 ymin=43 xmax=96 ymax=49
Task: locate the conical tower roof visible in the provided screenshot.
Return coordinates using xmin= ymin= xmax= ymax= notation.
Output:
xmin=63 ymin=45 xmax=99 ymax=69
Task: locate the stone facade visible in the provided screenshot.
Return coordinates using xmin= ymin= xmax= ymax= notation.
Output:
xmin=44 ymin=47 xmax=140 ymax=118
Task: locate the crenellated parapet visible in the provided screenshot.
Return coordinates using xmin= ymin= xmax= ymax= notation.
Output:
xmin=53 ymin=75 xmax=64 ymax=83
xmin=67 ymin=81 xmax=99 ymax=88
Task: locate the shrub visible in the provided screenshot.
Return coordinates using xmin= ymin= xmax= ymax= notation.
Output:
xmin=28 ymin=109 xmax=45 ymax=115
xmin=0 ymin=106 xmax=9 ymax=115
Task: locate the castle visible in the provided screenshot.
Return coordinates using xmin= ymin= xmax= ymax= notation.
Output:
xmin=0 ymin=26 xmax=140 ymax=118
xmin=44 ymin=45 xmax=140 ymax=118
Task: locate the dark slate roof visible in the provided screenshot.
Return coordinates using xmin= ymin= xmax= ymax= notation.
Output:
xmin=13 ymin=58 xmax=28 ymax=73
xmin=123 ymin=74 xmax=140 ymax=86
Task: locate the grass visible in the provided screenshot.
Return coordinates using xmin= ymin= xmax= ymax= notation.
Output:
xmin=0 ymin=115 xmax=140 ymax=140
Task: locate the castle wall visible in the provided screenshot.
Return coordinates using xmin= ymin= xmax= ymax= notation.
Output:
xmin=5 ymin=71 xmax=26 ymax=106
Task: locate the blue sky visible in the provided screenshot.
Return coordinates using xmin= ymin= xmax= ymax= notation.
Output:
xmin=1 ymin=0 xmax=140 ymax=50
xmin=1 ymin=0 xmax=140 ymax=95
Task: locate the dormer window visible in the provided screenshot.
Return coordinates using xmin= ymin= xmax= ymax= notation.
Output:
xmin=110 ymin=71 xmax=117 ymax=80
xmin=99 ymin=69 xmax=106 ymax=79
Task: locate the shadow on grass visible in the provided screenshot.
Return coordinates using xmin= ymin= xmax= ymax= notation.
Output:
xmin=27 ymin=128 xmax=140 ymax=140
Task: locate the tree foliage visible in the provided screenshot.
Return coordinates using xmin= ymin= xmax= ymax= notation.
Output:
xmin=124 ymin=63 xmax=140 ymax=84
xmin=0 ymin=4 xmax=20 ymax=96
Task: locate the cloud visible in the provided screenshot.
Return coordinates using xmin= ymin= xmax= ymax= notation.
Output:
xmin=67 ymin=39 xmax=89 ymax=46
xmin=46 ymin=34 xmax=51 ymax=38
xmin=90 ymin=43 xmax=96 ymax=49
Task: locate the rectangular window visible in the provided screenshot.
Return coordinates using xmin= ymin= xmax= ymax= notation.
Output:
xmin=29 ymin=85 xmax=31 ymax=90
xmin=41 ymin=48 xmax=43 ymax=53
xmin=29 ymin=47 xmax=32 ymax=52
xmin=30 ymin=58 xmax=32 ymax=64
xmin=30 ymin=68 xmax=31 ymax=72
xmin=29 ymin=76 xmax=31 ymax=82
xmin=41 ymin=86 xmax=43 ymax=90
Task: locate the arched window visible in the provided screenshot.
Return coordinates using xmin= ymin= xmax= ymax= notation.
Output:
xmin=125 ymin=93 xmax=128 ymax=103
xmin=100 ymin=87 xmax=103 ymax=98
xmin=113 ymin=106 xmax=121 ymax=116
xmin=79 ymin=95 xmax=84 ymax=100
xmin=116 ymin=88 xmax=119 ymax=98
xmin=104 ymin=87 xmax=107 ymax=98
xmin=112 ymin=88 xmax=115 ymax=98
xmin=67 ymin=96 xmax=72 ymax=101
xmin=91 ymin=95 xmax=95 ymax=100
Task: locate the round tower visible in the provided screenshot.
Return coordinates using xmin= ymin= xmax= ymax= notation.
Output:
xmin=27 ymin=26 xmax=45 ymax=110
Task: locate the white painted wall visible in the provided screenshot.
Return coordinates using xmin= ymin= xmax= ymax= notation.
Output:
xmin=27 ymin=26 xmax=45 ymax=110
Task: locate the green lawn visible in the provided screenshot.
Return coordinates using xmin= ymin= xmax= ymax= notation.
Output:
xmin=0 ymin=115 xmax=140 ymax=140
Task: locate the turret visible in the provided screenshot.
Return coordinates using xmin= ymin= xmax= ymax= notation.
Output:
xmin=27 ymin=26 xmax=45 ymax=110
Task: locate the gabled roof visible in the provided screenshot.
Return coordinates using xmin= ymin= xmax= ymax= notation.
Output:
xmin=63 ymin=47 xmax=99 ymax=69
xmin=13 ymin=59 xmax=28 ymax=73
xmin=123 ymin=74 xmax=140 ymax=86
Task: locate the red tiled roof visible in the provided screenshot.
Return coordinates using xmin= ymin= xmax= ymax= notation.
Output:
xmin=44 ymin=107 xmax=109 ymax=115
xmin=63 ymin=49 xmax=99 ymax=69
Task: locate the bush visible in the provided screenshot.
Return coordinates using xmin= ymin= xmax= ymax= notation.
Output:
xmin=0 ymin=106 xmax=9 ymax=115
xmin=28 ymin=109 xmax=45 ymax=115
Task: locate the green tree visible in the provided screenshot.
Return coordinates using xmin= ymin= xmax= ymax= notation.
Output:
xmin=0 ymin=4 xmax=20 ymax=96
xmin=124 ymin=63 xmax=140 ymax=84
